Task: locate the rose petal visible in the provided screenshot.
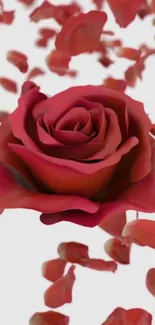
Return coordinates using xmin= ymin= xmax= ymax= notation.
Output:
xmin=30 ymin=1 xmax=54 ymax=22
xmin=104 ymin=77 xmax=127 ymax=92
xmin=46 ymin=50 xmax=71 ymax=76
xmin=29 ymin=311 xmax=69 ymax=325
xmin=27 ymin=68 xmax=45 ymax=80
xmin=44 ymin=265 xmax=75 ymax=308
xmin=122 ymin=219 xmax=155 ymax=248
xmin=78 ymin=258 xmax=117 ymax=272
xmin=17 ymin=0 xmax=35 ymax=5
xmin=51 ymin=3 xmax=81 ymax=26
xmin=42 ymin=258 xmax=67 ymax=282
xmin=125 ymin=309 xmax=152 ymax=325
xmin=0 ymin=77 xmax=17 ymax=93
xmin=99 ymin=212 xmax=127 ymax=237
xmin=93 ymin=0 xmax=105 ymax=10
xmin=0 ymin=111 xmax=9 ymax=123
xmin=151 ymin=0 xmax=155 ymax=13
xmin=125 ymin=61 xmax=145 ymax=87
xmin=102 ymin=307 xmax=126 ymax=325
xmin=98 ymin=56 xmax=114 ymax=67
xmin=146 ymin=268 xmax=155 ymax=297
xmin=35 ymin=37 xmax=48 ymax=48
xmin=39 ymin=27 xmax=57 ymax=39
xmin=55 ymin=11 xmax=107 ymax=56
xmin=0 ymin=10 xmax=15 ymax=24
xmin=21 ymin=81 xmax=37 ymax=95
xmin=117 ymin=47 xmax=141 ymax=61
xmin=57 ymin=241 xmax=89 ymax=263
xmin=0 ymin=161 xmax=99 ymax=217
xmin=107 ymin=0 xmax=146 ymax=27
xmin=104 ymin=237 xmax=131 ymax=264
xmin=7 ymin=50 xmax=28 ymax=73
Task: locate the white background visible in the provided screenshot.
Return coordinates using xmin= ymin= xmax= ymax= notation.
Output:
xmin=1 ymin=1 xmax=155 ymax=324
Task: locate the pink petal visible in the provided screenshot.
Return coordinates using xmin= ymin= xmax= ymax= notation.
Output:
xmin=55 ymin=11 xmax=107 ymax=56
xmin=57 ymin=241 xmax=89 ymax=263
xmin=42 ymin=258 xmax=67 ymax=282
xmin=104 ymin=237 xmax=131 ymax=264
xmin=146 ymin=268 xmax=155 ymax=297
xmin=44 ymin=265 xmax=75 ymax=308
xmin=29 ymin=311 xmax=69 ymax=325
xmin=7 ymin=50 xmax=28 ymax=73
xmin=117 ymin=47 xmax=141 ymax=61
xmin=27 ymin=68 xmax=45 ymax=80
xmin=122 ymin=219 xmax=155 ymax=248
xmin=99 ymin=212 xmax=127 ymax=237
xmin=104 ymin=77 xmax=127 ymax=92
xmin=102 ymin=307 xmax=126 ymax=325
xmin=79 ymin=258 xmax=117 ymax=272
xmin=0 ymin=77 xmax=17 ymax=93
xmin=107 ymin=0 xmax=146 ymax=27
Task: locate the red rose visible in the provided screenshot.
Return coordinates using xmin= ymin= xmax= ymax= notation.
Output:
xmin=0 ymin=82 xmax=155 ymax=227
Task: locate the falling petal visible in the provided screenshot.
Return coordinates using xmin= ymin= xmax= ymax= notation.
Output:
xmin=104 ymin=237 xmax=131 ymax=264
xmin=27 ymin=67 xmax=45 ymax=80
xmin=146 ymin=268 xmax=155 ymax=297
xmin=7 ymin=50 xmax=28 ymax=73
xmin=99 ymin=212 xmax=127 ymax=237
xmin=42 ymin=258 xmax=67 ymax=282
xmin=44 ymin=265 xmax=75 ymax=308
xmin=57 ymin=241 xmax=89 ymax=263
xmin=122 ymin=219 xmax=155 ymax=248
xmin=117 ymin=47 xmax=141 ymax=61
xmin=29 ymin=311 xmax=69 ymax=325
xmin=0 ymin=77 xmax=17 ymax=93
xmin=79 ymin=258 xmax=117 ymax=272
xmin=104 ymin=77 xmax=127 ymax=92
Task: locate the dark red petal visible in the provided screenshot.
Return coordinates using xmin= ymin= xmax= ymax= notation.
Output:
xmin=57 ymin=241 xmax=89 ymax=263
xmin=122 ymin=219 xmax=155 ymax=248
xmin=138 ymin=3 xmax=151 ymax=19
xmin=99 ymin=212 xmax=127 ymax=237
xmin=0 ymin=77 xmax=17 ymax=93
xmin=29 ymin=311 xmax=69 ymax=325
xmin=55 ymin=11 xmax=107 ymax=56
xmin=98 ymin=55 xmax=114 ymax=67
xmin=125 ymin=309 xmax=152 ymax=325
xmin=107 ymin=0 xmax=146 ymax=27
xmin=79 ymin=258 xmax=117 ymax=272
xmin=125 ymin=61 xmax=145 ymax=87
xmin=104 ymin=237 xmax=131 ymax=264
xmin=146 ymin=268 xmax=155 ymax=297
xmin=27 ymin=67 xmax=45 ymax=80
xmin=104 ymin=77 xmax=127 ymax=92
xmin=151 ymin=124 xmax=155 ymax=136
xmin=7 ymin=50 xmax=28 ymax=73
xmin=42 ymin=258 xmax=67 ymax=282
xmin=93 ymin=0 xmax=105 ymax=10
xmin=102 ymin=307 xmax=126 ymax=325
xmin=30 ymin=1 xmax=54 ymax=22
xmin=50 ymin=3 xmax=81 ymax=26
xmin=117 ymin=47 xmax=141 ymax=61
xmin=44 ymin=265 xmax=75 ymax=308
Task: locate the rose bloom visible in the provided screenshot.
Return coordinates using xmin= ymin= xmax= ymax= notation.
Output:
xmin=0 ymin=82 xmax=155 ymax=227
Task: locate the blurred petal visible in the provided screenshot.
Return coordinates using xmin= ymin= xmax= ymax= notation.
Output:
xmin=29 ymin=311 xmax=69 ymax=325
xmin=117 ymin=47 xmax=141 ymax=61
xmin=107 ymin=0 xmax=146 ymax=27
xmin=7 ymin=50 xmax=28 ymax=73
xmin=27 ymin=68 xmax=45 ymax=80
xmin=104 ymin=77 xmax=127 ymax=92
xmin=0 ymin=77 xmax=17 ymax=93
xmin=42 ymin=258 xmax=67 ymax=282
xmin=146 ymin=268 xmax=155 ymax=297
xmin=57 ymin=241 xmax=89 ymax=263
xmin=104 ymin=237 xmax=131 ymax=264
xmin=44 ymin=265 xmax=75 ymax=308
